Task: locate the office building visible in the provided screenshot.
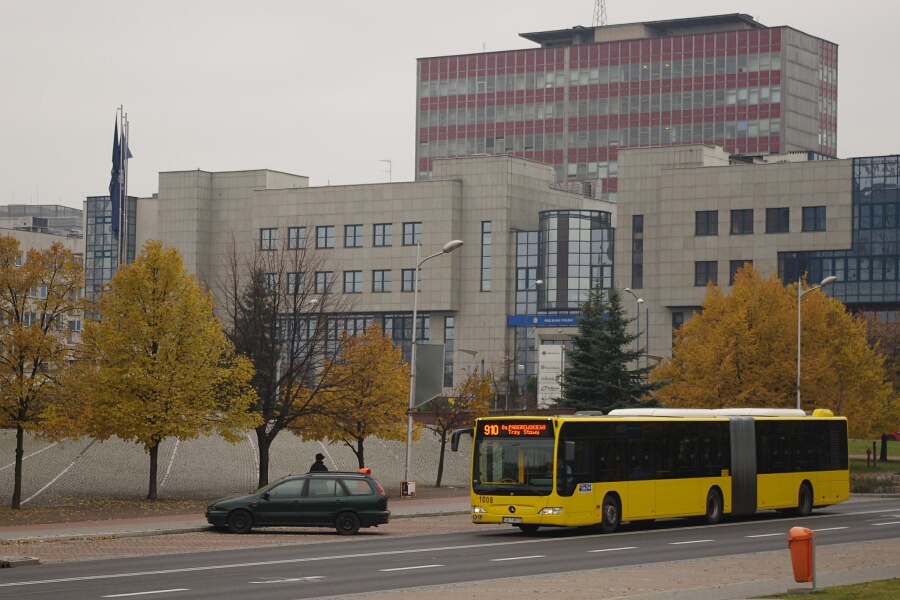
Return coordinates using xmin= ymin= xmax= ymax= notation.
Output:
xmin=416 ymin=14 xmax=838 ymax=202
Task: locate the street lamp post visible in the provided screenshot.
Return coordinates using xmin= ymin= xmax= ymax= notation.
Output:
xmin=405 ymin=239 xmax=464 ymax=485
xmin=796 ymin=275 xmax=837 ymax=411
xmin=624 ymin=288 xmax=644 ymax=369
xmin=525 ymin=279 xmax=543 ymax=408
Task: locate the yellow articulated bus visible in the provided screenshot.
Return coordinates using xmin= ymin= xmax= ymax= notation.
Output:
xmin=451 ymin=408 xmax=849 ymax=533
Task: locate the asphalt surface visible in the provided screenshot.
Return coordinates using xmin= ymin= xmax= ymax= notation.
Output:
xmin=1 ymin=430 xmax=899 ymax=598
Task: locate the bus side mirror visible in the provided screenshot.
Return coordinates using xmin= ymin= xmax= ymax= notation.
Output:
xmin=451 ymin=428 xmax=473 ymax=452
xmin=565 ymin=440 xmax=575 ymax=462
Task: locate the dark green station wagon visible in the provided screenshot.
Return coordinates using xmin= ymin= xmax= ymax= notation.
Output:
xmin=206 ymin=470 xmax=390 ymax=535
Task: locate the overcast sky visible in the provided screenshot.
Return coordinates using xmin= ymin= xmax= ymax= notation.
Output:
xmin=1 ymin=0 xmax=896 ymax=209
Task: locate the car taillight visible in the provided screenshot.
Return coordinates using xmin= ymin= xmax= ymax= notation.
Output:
xmin=374 ymin=481 xmax=388 ymax=499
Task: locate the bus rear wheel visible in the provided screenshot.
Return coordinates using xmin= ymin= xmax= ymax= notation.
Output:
xmin=599 ymin=494 xmax=621 ymax=534
xmin=704 ymin=488 xmax=723 ymax=525
xmin=795 ymin=483 xmax=813 ymax=517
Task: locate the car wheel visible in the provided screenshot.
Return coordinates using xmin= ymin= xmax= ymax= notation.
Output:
xmin=517 ymin=524 xmax=540 ymax=534
xmin=335 ymin=511 xmax=361 ymax=535
xmin=599 ymin=494 xmax=621 ymax=534
xmin=795 ymin=483 xmax=814 ymax=517
xmin=704 ymin=488 xmax=723 ymax=525
xmin=227 ymin=510 xmax=253 ymax=534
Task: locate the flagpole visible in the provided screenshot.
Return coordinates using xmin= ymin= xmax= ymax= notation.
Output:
xmin=121 ymin=109 xmax=128 ymax=265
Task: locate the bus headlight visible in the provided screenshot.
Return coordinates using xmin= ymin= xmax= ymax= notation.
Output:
xmin=538 ymin=507 xmax=563 ymax=515
xmin=472 ymin=505 xmax=487 ymax=513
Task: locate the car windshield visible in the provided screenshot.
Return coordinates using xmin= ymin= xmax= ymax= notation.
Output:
xmin=473 ymin=438 xmax=555 ymax=496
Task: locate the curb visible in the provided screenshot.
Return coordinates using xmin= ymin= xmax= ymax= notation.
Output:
xmin=0 ymin=554 xmax=41 ymax=568
xmin=0 ymin=509 xmax=472 ymax=544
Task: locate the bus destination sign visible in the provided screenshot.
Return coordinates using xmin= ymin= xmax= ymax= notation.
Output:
xmin=480 ymin=421 xmax=552 ymax=438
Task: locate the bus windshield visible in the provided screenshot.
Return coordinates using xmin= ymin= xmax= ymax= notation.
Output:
xmin=473 ymin=438 xmax=555 ymax=496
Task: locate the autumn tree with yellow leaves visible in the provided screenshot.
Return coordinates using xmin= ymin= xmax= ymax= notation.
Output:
xmin=298 ymin=325 xmax=409 ymax=469
xmin=651 ymin=265 xmax=892 ymax=437
xmin=0 ymin=237 xmax=85 ymax=509
xmin=78 ymin=241 xmax=260 ymax=500
xmin=423 ymin=367 xmax=493 ymax=487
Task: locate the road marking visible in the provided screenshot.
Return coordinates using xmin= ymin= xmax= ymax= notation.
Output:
xmin=669 ymin=539 xmax=713 ymax=545
xmin=588 ymin=546 xmax=638 ymax=553
xmin=490 ymin=555 xmax=545 ymax=562
xmin=249 ymin=577 xmax=324 ymax=584
xmin=812 ymin=527 xmax=848 ymax=532
xmin=22 ymin=439 xmax=97 ymax=505
xmin=745 ymin=533 xmax=784 ymax=538
xmin=379 ymin=565 xmax=443 ymax=572
xmin=0 ymin=538 xmax=570 ymax=588
xmin=871 ymin=521 xmax=900 ymax=526
xmin=0 ymin=443 xmax=57 ymax=471
xmin=102 ymin=590 xmax=189 ymax=598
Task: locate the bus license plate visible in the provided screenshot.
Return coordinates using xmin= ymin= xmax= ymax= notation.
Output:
xmin=502 ymin=517 xmax=522 ymax=524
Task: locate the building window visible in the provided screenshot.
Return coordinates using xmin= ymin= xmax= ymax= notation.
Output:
xmin=481 ymin=221 xmax=491 ymax=291
xmin=374 ymin=223 xmax=392 ymax=247
xmin=316 ymin=225 xmax=335 ymax=248
xmin=695 ymin=211 xmax=718 ymax=236
xmin=632 ymin=214 xmax=643 ymax=289
xmin=403 ymin=222 xmax=422 ymax=246
xmin=401 ymin=268 xmax=419 ymax=292
xmin=372 ymin=269 xmax=392 ymax=292
xmin=315 ymin=271 xmax=333 ymax=293
xmin=264 ymin=273 xmax=278 ymax=294
xmin=695 ymin=261 xmax=717 ymax=286
xmin=343 ymin=270 xmax=362 ymax=293
xmin=344 ymin=224 xmax=363 ymax=248
xmin=287 ymin=227 xmax=307 ymax=250
xmin=631 ymin=264 xmax=643 ymax=290
xmin=730 ymin=209 xmax=753 ymax=234
xmin=730 ymin=260 xmax=752 ymax=285
xmin=672 ymin=312 xmax=684 ymax=342
xmin=766 ymin=208 xmax=790 ymax=233
xmin=802 ymin=206 xmax=826 ymax=232
xmin=444 ymin=316 xmax=455 ymax=387
xmin=260 ymin=228 xmax=278 ymax=250
xmin=287 ymin=272 xmax=305 ymax=295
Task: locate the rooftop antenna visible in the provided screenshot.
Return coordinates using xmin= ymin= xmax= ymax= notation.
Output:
xmin=593 ymin=0 xmax=607 ymax=26
xmin=379 ymin=159 xmax=392 ymax=183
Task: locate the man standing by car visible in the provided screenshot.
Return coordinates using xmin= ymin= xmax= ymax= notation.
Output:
xmin=309 ymin=453 xmax=328 ymax=472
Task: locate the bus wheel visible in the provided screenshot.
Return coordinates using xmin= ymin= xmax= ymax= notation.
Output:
xmin=704 ymin=489 xmax=723 ymax=525
xmin=795 ymin=483 xmax=813 ymax=517
xmin=517 ymin=524 xmax=540 ymax=534
xmin=600 ymin=494 xmax=621 ymax=534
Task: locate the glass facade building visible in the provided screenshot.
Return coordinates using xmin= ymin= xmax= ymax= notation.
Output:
xmin=85 ymin=195 xmax=137 ymax=297
xmin=780 ymin=155 xmax=900 ymax=318
xmin=416 ymin=15 xmax=837 ymax=200
xmin=512 ymin=209 xmax=614 ymax=387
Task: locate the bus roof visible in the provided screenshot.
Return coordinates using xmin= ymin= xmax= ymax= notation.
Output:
xmin=609 ymin=408 xmax=809 ymax=417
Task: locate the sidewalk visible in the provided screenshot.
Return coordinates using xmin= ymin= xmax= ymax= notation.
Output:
xmin=0 ymin=493 xmax=472 ymax=543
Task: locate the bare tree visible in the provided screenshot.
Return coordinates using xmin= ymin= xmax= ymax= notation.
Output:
xmin=218 ymin=232 xmax=355 ymax=487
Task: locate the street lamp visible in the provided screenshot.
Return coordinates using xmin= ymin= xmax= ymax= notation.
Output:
xmin=796 ymin=275 xmax=837 ymax=411
xmin=623 ymin=288 xmax=644 ymax=368
xmin=405 ymin=239 xmax=464 ymax=485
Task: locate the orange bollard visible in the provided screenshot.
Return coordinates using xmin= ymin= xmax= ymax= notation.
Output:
xmin=787 ymin=526 xmax=817 ymax=588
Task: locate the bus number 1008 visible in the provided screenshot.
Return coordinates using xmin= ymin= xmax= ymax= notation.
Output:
xmin=478 ymin=496 xmax=493 ymax=504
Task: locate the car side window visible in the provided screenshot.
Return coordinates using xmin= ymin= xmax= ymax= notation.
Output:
xmin=345 ymin=479 xmax=374 ymax=496
xmin=306 ymin=478 xmax=347 ymax=497
xmin=268 ymin=479 xmax=306 ymax=498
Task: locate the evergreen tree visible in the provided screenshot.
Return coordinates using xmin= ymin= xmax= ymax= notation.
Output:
xmin=558 ymin=284 xmax=660 ymax=413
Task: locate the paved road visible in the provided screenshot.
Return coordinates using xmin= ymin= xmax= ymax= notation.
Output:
xmin=2 ymin=496 xmax=899 ymax=599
